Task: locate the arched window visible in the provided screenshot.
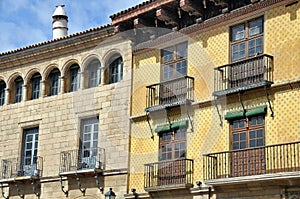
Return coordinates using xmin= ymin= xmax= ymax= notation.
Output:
xmin=68 ymin=64 xmax=80 ymax=92
xmin=14 ymin=76 xmax=24 ymax=103
xmin=109 ymin=56 xmax=123 ymax=84
xmin=87 ymin=59 xmax=101 ymax=88
xmin=0 ymin=80 xmax=6 ymax=106
xmin=30 ymin=73 xmax=42 ymax=100
xmin=49 ymin=68 xmax=61 ymax=96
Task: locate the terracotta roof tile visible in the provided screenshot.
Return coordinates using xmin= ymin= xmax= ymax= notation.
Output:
xmin=0 ymin=24 xmax=112 ymax=57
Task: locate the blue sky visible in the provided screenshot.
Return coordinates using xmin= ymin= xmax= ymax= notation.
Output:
xmin=0 ymin=0 xmax=144 ymax=53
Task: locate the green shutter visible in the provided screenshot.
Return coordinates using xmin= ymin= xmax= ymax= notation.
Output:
xmin=171 ymin=120 xmax=188 ymax=129
xmin=155 ymin=124 xmax=171 ymax=134
xmin=224 ymin=110 xmax=244 ymax=120
xmin=245 ymin=105 xmax=267 ymax=117
xmin=155 ymin=120 xmax=189 ymax=133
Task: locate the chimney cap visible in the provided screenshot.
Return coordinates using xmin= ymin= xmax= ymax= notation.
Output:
xmin=52 ymin=5 xmax=67 ymax=17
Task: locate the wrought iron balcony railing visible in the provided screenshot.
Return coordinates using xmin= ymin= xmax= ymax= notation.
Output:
xmin=59 ymin=147 xmax=105 ymax=173
xmin=146 ymin=76 xmax=194 ymax=111
xmin=144 ymin=158 xmax=193 ymax=189
xmin=213 ymin=54 xmax=273 ymax=96
xmin=203 ymin=141 xmax=300 ymax=181
xmin=1 ymin=156 xmax=43 ymax=179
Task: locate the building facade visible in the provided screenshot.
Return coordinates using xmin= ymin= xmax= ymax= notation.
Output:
xmin=109 ymin=0 xmax=300 ymax=198
xmin=1 ymin=1 xmax=300 ymax=199
xmin=0 ymin=6 xmax=133 ymax=199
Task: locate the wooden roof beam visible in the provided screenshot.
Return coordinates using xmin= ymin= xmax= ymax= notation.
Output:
xmin=133 ymin=18 xmax=153 ymax=29
xmin=208 ymin=0 xmax=229 ymax=7
xmin=156 ymin=8 xmax=178 ymax=26
xmin=180 ymin=0 xmax=203 ymax=17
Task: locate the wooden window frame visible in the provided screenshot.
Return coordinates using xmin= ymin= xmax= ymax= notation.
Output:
xmin=109 ymin=57 xmax=123 ymax=84
xmin=49 ymin=69 xmax=61 ymax=96
xmin=31 ymin=73 xmax=42 ymax=100
xmin=230 ymin=17 xmax=264 ymax=63
xmin=69 ymin=64 xmax=80 ymax=92
xmin=14 ymin=77 xmax=23 ymax=103
xmin=161 ymin=42 xmax=188 ymax=81
xmin=159 ymin=128 xmax=187 ymax=161
xmin=87 ymin=59 xmax=101 ymax=88
xmin=230 ymin=115 xmax=265 ymax=150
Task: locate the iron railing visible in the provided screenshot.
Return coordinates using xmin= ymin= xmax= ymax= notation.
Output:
xmin=146 ymin=76 xmax=194 ymax=110
xmin=59 ymin=147 xmax=105 ymax=173
xmin=1 ymin=156 xmax=43 ymax=179
xmin=144 ymin=158 xmax=193 ymax=188
xmin=213 ymin=54 xmax=273 ymax=96
xmin=203 ymin=141 xmax=300 ymax=180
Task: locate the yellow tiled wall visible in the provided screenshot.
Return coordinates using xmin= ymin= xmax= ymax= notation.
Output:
xmin=129 ymin=2 xmax=300 ymax=193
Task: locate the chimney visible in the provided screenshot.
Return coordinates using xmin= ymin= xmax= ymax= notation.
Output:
xmin=52 ymin=5 xmax=68 ymax=39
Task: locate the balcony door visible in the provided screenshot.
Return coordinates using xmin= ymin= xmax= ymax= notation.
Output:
xmin=230 ymin=116 xmax=265 ymax=177
xmin=159 ymin=128 xmax=186 ymax=186
xmin=160 ymin=43 xmax=187 ymax=105
xmin=81 ymin=118 xmax=99 ymax=169
xmin=23 ymin=128 xmax=39 ymax=176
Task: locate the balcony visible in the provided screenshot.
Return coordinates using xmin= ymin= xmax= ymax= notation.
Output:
xmin=203 ymin=141 xmax=300 ymax=185
xmin=59 ymin=147 xmax=105 ymax=175
xmin=144 ymin=158 xmax=193 ymax=191
xmin=0 ymin=156 xmax=43 ymax=181
xmin=213 ymin=54 xmax=273 ymax=97
xmin=145 ymin=76 xmax=194 ymax=112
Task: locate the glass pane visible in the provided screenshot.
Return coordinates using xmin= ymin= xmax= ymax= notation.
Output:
xmin=167 ymin=152 xmax=172 ymax=160
xmin=257 ymin=130 xmax=263 ymax=138
xmin=26 ymin=143 xmax=32 ymax=149
xmin=27 ymin=135 xmax=33 ymax=142
xmin=177 ymin=43 xmax=187 ymax=58
xmin=240 ymin=141 xmax=246 ymax=149
xmin=240 ymin=133 xmax=246 ymax=140
xmin=84 ymin=134 xmax=91 ymax=141
xmin=233 ymin=134 xmax=239 ymax=141
xmin=232 ymin=24 xmax=245 ymax=41
xmin=163 ymin=48 xmax=173 ymax=63
xmin=233 ymin=121 xmax=239 ymax=129
xmin=249 ymin=131 xmax=255 ymax=139
xmin=162 ymin=146 xmax=166 ymax=153
xmin=239 ymin=120 xmax=245 ymax=128
xmin=250 ymin=140 xmax=256 ymax=147
xmin=175 ymin=143 xmax=179 ymax=150
xmin=167 ymin=144 xmax=172 ymax=151
xmin=258 ymin=116 xmax=263 ymax=124
xmin=257 ymin=139 xmax=264 ymax=146
xmin=233 ymin=143 xmax=239 ymax=150
xmin=251 ymin=117 xmax=257 ymax=126
xmin=249 ymin=18 xmax=263 ymax=36
xmin=175 ymin=151 xmax=179 ymax=158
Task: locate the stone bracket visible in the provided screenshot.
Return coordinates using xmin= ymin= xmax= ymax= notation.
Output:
xmin=214 ymin=97 xmax=223 ymax=126
xmin=264 ymin=85 xmax=274 ymax=117
xmin=238 ymin=91 xmax=246 ymax=117
xmin=146 ymin=112 xmax=154 ymax=139
xmin=76 ymin=175 xmax=86 ymax=196
xmin=14 ymin=182 xmax=24 ymax=199
xmin=1 ymin=183 xmax=9 ymax=199
xmin=94 ymin=173 xmax=104 ymax=193
xmin=59 ymin=175 xmax=69 ymax=197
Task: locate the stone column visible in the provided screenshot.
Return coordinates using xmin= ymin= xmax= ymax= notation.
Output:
xmin=60 ymin=76 xmax=65 ymax=94
xmin=23 ymin=85 xmax=28 ymax=101
xmin=80 ymin=72 xmax=85 ymax=90
xmin=41 ymin=80 xmax=46 ymax=97
xmin=5 ymin=88 xmax=10 ymax=105
xmin=100 ymin=68 xmax=105 ymax=85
